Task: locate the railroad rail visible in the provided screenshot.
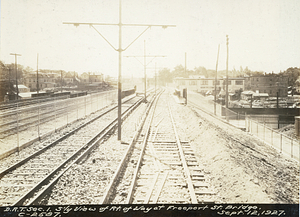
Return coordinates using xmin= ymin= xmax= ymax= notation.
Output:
xmin=0 ymin=95 xmax=143 ymax=206
xmin=0 ymin=91 xmax=116 ymax=140
xmin=103 ymin=89 xmax=216 ymax=204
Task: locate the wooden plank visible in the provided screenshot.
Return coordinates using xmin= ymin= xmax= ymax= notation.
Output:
xmin=195 ymin=190 xmax=216 ymax=195
xmin=193 ymin=182 xmax=209 ymax=187
xmin=192 ymin=177 xmax=205 ymax=181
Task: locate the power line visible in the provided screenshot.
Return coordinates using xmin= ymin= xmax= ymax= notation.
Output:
xmin=10 ymin=53 xmax=21 ymax=100
xmin=125 ymin=40 xmax=166 ymax=102
xmin=63 ymin=0 xmax=175 ymax=141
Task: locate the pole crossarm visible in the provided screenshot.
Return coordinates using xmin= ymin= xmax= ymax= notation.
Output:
xmin=10 ymin=53 xmax=21 ymax=57
xmin=63 ymin=0 xmax=175 ymax=140
xmin=63 ymin=22 xmax=175 ymax=28
xmin=90 ymin=25 xmax=118 ymax=51
xmin=64 ymin=22 xmax=175 ymax=52
xmin=123 ymin=26 xmax=150 ymax=51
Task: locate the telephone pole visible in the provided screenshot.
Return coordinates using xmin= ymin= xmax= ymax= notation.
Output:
xmin=125 ymin=40 xmax=166 ymax=102
xmin=225 ymin=35 xmax=229 ymax=108
xmin=63 ymin=0 xmax=175 ymax=140
xmin=214 ymin=44 xmax=220 ymax=115
xmin=37 ymin=54 xmax=39 ymax=94
xmin=10 ymin=53 xmax=21 ymax=100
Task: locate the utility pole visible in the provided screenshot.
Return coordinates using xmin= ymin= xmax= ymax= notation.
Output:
xmin=10 ymin=53 xmax=21 ymax=100
xmin=214 ymin=44 xmax=220 ymax=115
xmin=144 ymin=40 xmax=146 ymax=101
xmin=8 ymin=67 xmax=11 ymax=93
xmin=64 ymin=0 xmax=175 ymax=140
xmin=125 ymin=40 xmax=166 ymax=102
xmin=37 ymin=53 xmax=39 ymax=94
xmin=225 ymin=35 xmax=229 ymax=108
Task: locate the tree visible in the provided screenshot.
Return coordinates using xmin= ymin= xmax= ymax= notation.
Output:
xmin=171 ymin=64 xmax=185 ymax=78
xmin=279 ymin=67 xmax=300 ymax=86
xmin=193 ymin=66 xmax=207 ymax=77
xmin=244 ymin=66 xmax=251 ymax=76
xmin=158 ymin=68 xmax=172 ymax=85
xmin=0 ymin=61 xmax=15 ymax=101
xmin=252 ymin=71 xmax=264 ymax=76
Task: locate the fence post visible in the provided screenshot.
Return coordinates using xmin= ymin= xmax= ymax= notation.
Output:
xmin=263 ymin=121 xmax=265 ymax=142
xmin=16 ymin=102 xmax=20 ymax=154
xmin=91 ymin=94 xmax=93 ymax=113
xmin=291 ymin=139 xmax=293 ymax=158
xmin=226 ymin=109 xmax=229 ymax=122
xmin=77 ymin=98 xmax=79 ymax=120
xmin=299 ymin=140 xmax=300 ymax=162
xmin=67 ymin=98 xmax=69 ymax=125
xmin=55 ymin=95 xmax=57 ymax=131
xmin=271 ymin=129 xmax=273 ymax=146
xmin=38 ymin=99 xmax=41 ymax=140
xmin=85 ymin=97 xmax=87 ymax=117
xmin=245 ymin=113 xmax=247 ymax=131
xmin=280 ymin=133 xmax=283 ymax=153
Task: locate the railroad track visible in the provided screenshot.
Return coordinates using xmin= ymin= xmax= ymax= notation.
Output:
xmin=0 ymin=95 xmax=70 ymax=111
xmin=0 ymin=95 xmax=143 ymax=206
xmin=0 ymin=93 xmax=110 ymax=139
xmin=103 ymin=89 xmax=216 ymax=204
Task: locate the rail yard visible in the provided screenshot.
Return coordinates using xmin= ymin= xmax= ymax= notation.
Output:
xmin=0 ymin=88 xmax=299 ymax=207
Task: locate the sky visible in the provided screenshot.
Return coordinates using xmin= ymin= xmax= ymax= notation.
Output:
xmin=1 ymin=0 xmax=300 ymax=78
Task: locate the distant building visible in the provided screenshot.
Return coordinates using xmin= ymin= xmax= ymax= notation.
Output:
xmin=15 ymin=84 xmax=30 ymax=93
xmin=173 ymin=77 xmax=245 ymax=94
xmin=80 ymin=72 xmax=89 ymax=83
xmin=241 ymin=91 xmax=269 ymax=101
xmin=80 ymin=73 xmax=103 ymax=83
xmin=89 ymin=74 xmax=103 ymax=83
xmin=63 ymin=72 xmax=74 ymax=84
xmin=24 ymin=73 xmax=57 ymax=91
xmin=244 ymin=75 xmax=288 ymax=97
xmin=295 ymin=76 xmax=300 ymax=94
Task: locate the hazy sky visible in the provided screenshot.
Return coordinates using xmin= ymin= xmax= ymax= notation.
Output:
xmin=1 ymin=0 xmax=299 ymax=78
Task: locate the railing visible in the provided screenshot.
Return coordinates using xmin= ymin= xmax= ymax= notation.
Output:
xmin=246 ymin=118 xmax=300 ymax=162
xmin=186 ymin=90 xmax=299 ymax=163
xmin=0 ymin=90 xmax=118 ymax=158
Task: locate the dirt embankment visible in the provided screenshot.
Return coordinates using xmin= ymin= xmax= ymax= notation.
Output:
xmin=173 ymin=102 xmax=299 ymax=203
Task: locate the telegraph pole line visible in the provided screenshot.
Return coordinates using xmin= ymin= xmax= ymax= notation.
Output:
xmin=10 ymin=53 xmax=21 ymax=100
xmin=37 ymin=53 xmax=39 ymax=94
xmin=214 ymin=44 xmax=220 ymax=115
xmin=225 ymin=35 xmax=229 ymax=109
xmin=125 ymin=40 xmax=166 ymax=102
xmin=144 ymin=40 xmax=146 ymax=101
xmin=63 ymin=0 xmax=175 ymax=141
